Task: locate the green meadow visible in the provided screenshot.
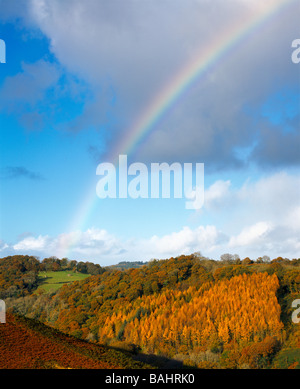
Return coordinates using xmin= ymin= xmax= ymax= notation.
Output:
xmin=36 ymin=271 xmax=90 ymax=293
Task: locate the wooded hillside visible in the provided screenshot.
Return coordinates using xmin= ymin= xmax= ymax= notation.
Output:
xmin=3 ymin=254 xmax=300 ymax=368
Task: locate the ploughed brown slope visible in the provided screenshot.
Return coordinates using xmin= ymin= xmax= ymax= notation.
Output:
xmin=0 ymin=313 xmax=149 ymax=369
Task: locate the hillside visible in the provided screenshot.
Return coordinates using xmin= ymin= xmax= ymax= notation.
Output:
xmin=3 ymin=254 xmax=300 ymax=369
xmin=0 ymin=312 xmax=151 ymax=369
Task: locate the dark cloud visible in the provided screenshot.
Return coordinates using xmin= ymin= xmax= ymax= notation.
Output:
xmin=0 ymin=0 xmax=31 ymax=22
xmin=1 ymin=0 xmax=299 ymax=169
xmin=0 ymin=60 xmax=61 ymax=130
xmin=251 ymin=122 xmax=300 ymax=168
xmin=0 ymin=58 xmax=92 ymax=131
xmin=0 ymin=166 xmax=45 ymax=180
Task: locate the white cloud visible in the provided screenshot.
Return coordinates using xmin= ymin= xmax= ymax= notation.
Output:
xmin=0 ymin=240 xmax=9 ymax=251
xmin=148 ymin=225 xmax=226 ymax=257
xmin=13 ymin=234 xmax=52 ymax=251
xmin=228 ymin=221 xmax=273 ymax=247
xmin=55 ymin=228 xmax=125 ymax=257
xmin=7 ymin=224 xmax=227 ymax=264
xmin=237 ymin=171 xmax=300 ymax=226
xmin=202 ymin=171 xmax=300 ymax=258
xmin=204 ymin=180 xmax=231 ymax=209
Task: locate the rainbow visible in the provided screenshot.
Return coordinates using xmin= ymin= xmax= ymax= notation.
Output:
xmin=60 ymin=0 xmax=295 ymax=259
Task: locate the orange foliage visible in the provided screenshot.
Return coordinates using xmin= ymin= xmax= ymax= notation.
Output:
xmin=95 ymin=272 xmax=283 ymax=355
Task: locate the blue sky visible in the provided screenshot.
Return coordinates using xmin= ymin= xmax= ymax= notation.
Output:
xmin=0 ymin=0 xmax=299 ymax=265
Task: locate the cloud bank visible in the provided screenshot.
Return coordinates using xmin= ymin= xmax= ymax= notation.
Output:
xmin=1 ymin=171 xmax=298 ymax=264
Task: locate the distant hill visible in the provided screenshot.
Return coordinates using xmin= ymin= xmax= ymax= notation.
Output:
xmin=106 ymin=261 xmax=148 ymax=271
xmin=0 ymin=312 xmax=151 ymax=369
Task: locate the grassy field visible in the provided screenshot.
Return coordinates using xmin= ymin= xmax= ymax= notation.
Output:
xmin=36 ymin=270 xmax=90 ymax=293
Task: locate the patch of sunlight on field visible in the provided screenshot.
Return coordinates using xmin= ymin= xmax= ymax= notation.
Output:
xmin=36 ymin=271 xmax=90 ymax=293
